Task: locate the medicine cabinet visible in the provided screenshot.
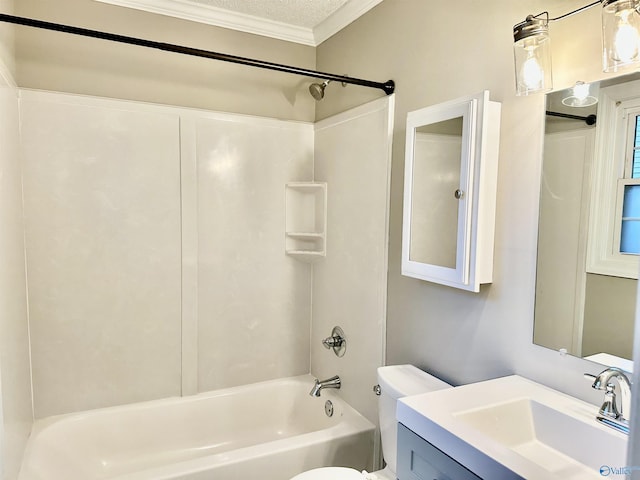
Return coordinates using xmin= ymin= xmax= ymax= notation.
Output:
xmin=285 ymin=182 xmax=327 ymax=262
xmin=401 ymin=91 xmax=501 ymax=292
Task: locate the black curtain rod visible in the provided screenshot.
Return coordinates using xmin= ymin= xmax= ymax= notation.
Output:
xmin=0 ymin=13 xmax=395 ymax=96
xmin=546 ymin=110 xmax=597 ymax=125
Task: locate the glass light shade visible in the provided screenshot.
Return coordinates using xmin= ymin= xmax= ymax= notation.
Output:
xmin=562 ymin=81 xmax=599 ymax=107
xmin=602 ymin=0 xmax=640 ymax=72
xmin=514 ymin=18 xmax=553 ymax=96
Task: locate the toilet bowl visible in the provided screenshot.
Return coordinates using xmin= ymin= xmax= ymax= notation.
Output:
xmin=289 ymin=365 xmax=451 ymax=480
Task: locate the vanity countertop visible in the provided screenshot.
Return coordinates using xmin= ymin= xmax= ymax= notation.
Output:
xmin=397 ymin=375 xmax=628 ymax=480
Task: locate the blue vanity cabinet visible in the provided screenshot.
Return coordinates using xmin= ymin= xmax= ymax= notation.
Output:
xmin=397 ymin=423 xmax=482 ymax=480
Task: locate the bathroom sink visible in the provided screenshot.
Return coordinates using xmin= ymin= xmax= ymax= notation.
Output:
xmin=455 ymin=398 xmax=623 ymax=474
xmin=397 ymin=375 xmax=628 ymax=479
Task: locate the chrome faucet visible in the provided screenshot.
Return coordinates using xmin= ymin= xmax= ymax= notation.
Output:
xmin=309 ymin=375 xmax=341 ymax=397
xmin=586 ymin=367 xmax=631 ymax=435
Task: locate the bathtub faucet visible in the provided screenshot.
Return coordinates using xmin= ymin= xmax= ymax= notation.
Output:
xmin=309 ymin=375 xmax=341 ymax=397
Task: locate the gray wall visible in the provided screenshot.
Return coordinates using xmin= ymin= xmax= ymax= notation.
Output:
xmin=315 ymin=0 xmax=619 ymax=406
xmin=16 ymin=0 xmax=316 ymax=121
xmin=0 ymin=0 xmax=14 ymax=77
xmin=583 ymin=274 xmax=637 ymax=359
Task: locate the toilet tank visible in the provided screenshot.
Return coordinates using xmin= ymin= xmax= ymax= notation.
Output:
xmin=377 ymin=365 xmax=451 ymax=475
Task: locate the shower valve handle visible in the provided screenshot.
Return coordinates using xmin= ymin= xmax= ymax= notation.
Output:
xmin=322 ymin=326 xmax=347 ymax=357
xmin=322 ymin=335 xmax=345 ymax=349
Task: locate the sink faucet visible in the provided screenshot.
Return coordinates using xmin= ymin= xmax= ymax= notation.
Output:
xmin=586 ymin=367 xmax=631 ymax=435
xmin=309 ymin=375 xmax=341 ymax=397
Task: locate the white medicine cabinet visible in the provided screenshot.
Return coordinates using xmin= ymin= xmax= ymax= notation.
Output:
xmin=285 ymin=182 xmax=327 ymax=261
xmin=401 ymin=91 xmax=501 ymax=292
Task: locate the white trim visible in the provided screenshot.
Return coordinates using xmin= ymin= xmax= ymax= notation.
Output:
xmin=586 ymin=80 xmax=640 ymax=279
xmin=402 ymin=101 xmax=473 ymax=288
xmin=18 ymin=88 xmax=313 ymax=131
xmin=314 ymin=93 xmax=390 ymax=131
xmin=94 ymin=0 xmax=382 ymax=46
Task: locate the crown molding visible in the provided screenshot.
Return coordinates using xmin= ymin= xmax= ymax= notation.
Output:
xmin=95 ymin=0 xmax=383 ymax=47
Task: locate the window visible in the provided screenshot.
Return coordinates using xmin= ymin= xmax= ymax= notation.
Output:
xmin=587 ymin=80 xmax=640 ymax=279
xmin=620 ymin=182 xmax=640 ymax=253
xmin=617 ymin=113 xmax=640 ymax=255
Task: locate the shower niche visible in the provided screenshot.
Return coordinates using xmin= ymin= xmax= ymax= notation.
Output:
xmin=285 ymin=182 xmax=327 ymax=261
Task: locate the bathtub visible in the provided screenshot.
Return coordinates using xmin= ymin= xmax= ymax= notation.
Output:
xmin=18 ymin=375 xmax=375 ymax=480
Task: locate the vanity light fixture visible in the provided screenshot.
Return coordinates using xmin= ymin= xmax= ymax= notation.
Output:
xmin=514 ymin=15 xmax=553 ymax=95
xmin=514 ymin=0 xmax=640 ymax=95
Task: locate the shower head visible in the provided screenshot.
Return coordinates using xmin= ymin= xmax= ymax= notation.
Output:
xmin=309 ymin=80 xmax=331 ymax=101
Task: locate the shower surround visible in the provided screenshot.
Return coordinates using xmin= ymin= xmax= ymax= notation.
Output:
xmin=18 ymin=89 xmax=393 ymax=428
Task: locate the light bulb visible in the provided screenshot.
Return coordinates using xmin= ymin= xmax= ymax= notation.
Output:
xmin=573 ymin=82 xmax=590 ymax=102
xmin=513 ymin=16 xmax=552 ymax=95
xmin=614 ymin=10 xmax=640 ymax=61
xmin=521 ymin=52 xmax=544 ymax=91
xmin=603 ymin=0 xmax=640 ymax=71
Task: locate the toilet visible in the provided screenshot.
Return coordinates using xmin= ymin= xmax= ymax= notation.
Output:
xmin=290 ymin=365 xmax=452 ymax=480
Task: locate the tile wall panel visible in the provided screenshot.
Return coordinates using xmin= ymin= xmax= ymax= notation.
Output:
xmin=20 ymin=93 xmax=182 ymax=417
xmin=195 ymin=116 xmax=314 ymax=391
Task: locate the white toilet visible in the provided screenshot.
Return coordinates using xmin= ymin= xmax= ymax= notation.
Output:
xmin=290 ymin=365 xmax=452 ymax=480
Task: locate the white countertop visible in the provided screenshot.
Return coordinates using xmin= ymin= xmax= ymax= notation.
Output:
xmin=397 ymin=375 xmax=628 ymax=480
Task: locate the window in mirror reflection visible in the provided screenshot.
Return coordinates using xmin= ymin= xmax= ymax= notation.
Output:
xmin=608 ymin=91 xmax=640 ymax=260
xmin=621 ymin=184 xmax=640 ymax=253
xmin=620 ymin=116 xmax=640 ymax=254
xmin=534 ymin=73 xmax=639 ymax=368
xmin=409 ymin=118 xmax=463 ymax=268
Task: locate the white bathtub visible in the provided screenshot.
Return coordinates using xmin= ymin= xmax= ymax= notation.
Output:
xmin=19 ymin=375 xmax=375 ymax=480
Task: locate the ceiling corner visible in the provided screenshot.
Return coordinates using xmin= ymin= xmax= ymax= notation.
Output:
xmin=95 ymin=0 xmax=383 ymax=47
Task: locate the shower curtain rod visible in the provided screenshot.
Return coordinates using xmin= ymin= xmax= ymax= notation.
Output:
xmin=545 ymin=110 xmax=597 ymax=125
xmin=0 ymin=13 xmax=395 ymax=96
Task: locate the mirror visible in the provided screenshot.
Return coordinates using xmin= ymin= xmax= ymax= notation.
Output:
xmin=402 ymin=91 xmax=501 ymax=292
xmin=534 ymin=73 xmax=640 ymax=369
xmin=409 ymin=118 xmax=464 ymax=268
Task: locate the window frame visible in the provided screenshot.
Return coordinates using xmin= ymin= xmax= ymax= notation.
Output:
xmin=586 ymin=80 xmax=640 ymax=279
xmin=615 ymin=178 xmax=640 ymax=255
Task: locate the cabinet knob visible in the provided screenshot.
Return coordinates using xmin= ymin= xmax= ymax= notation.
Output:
xmin=454 ymin=189 xmax=464 ymax=199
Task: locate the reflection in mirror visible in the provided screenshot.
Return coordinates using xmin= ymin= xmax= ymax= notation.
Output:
xmin=534 ymin=73 xmax=640 ymax=370
xmin=409 ymin=118 xmax=463 ymax=267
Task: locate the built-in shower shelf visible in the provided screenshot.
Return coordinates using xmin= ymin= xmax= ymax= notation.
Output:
xmin=286 ymin=250 xmax=326 ymax=262
xmin=286 ymin=232 xmax=324 ymax=239
xmin=285 ymin=182 xmax=327 ymax=262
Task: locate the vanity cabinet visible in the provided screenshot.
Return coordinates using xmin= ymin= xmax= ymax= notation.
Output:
xmin=285 ymin=182 xmax=327 ymax=261
xmin=397 ymin=424 xmax=482 ymax=480
xmin=401 ymin=91 xmax=500 ymax=292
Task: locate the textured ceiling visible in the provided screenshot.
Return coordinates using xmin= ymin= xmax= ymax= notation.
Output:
xmin=95 ymin=0 xmax=382 ymax=45
xmin=189 ymin=0 xmax=350 ymax=28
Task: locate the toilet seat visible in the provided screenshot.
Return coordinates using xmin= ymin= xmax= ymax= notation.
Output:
xmin=289 ymin=467 xmax=394 ymax=480
xmin=289 ymin=467 xmax=363 ymax=480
